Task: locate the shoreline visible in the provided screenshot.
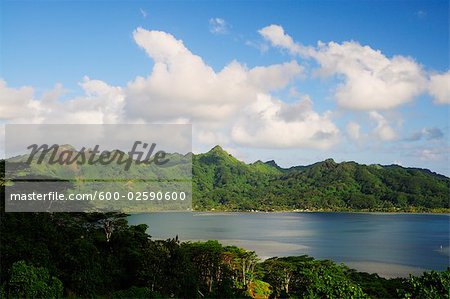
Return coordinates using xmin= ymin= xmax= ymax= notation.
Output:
xmin=191 ymin=209 xmax=450 ymax=215
xmin=128 ymin=212 xmax=449 ymax=279
xmin=127 ymin=209 xmax=450 ymax=216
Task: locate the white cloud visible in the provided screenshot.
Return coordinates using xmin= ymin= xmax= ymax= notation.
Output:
xmin=311 ymin=42 xmax=426 ymax=110
xmin=369 ymin=111 xmax=397 ymax=141
xmin=248 ymin=61 xmax=304 ymax=92
xmin=0 ymin=77 xmax=124 ymax=124
xmin=231 ymin=94 xmax=339 ymax=149
xmin=428 ymin=71 xmax=450 ymax=104
xmin=126 ymin=28 xmax=302 ymax=124
xmin=0 ymin=80 xmax=40 ymax=122
xmin=347 ymin=113 xmax=405 ymax=144
xmin=195 ymin=128 xmax=229 ymax=146
xmin=209 ymin=18 xmax=229 ymax=34
xmin=259 ymin=25 xmax=428 ymax=111
xmin=6 ymin=25 xmax=443 ymax=154
xmin=258 ymin=25 xmax=306 ymax=55
xmin=2 ymin=28 xmax=318 ymax=151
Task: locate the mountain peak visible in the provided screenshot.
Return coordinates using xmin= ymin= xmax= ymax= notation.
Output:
xmin=320 ymin=158 xmax=337 ymax=169
xmin=197 ymin=145 xmax=239 ymax=166
xmin=265 ymin=160 xmax=279 ymax=168
xmin=209 ymin=145 xmax=227 ymax=154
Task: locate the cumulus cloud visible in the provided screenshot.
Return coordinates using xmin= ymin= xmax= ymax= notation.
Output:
xmin=259 ymin=25 xmax=428 ymax=111
xmin=248 ymin=62 xmax=304 ymax=92
xmin=209 ymin=18 xmax=229 ymax=34
xmin=231 ymin=94 xmax=339 ymax=149
xmin=195 ymin=128 xmax=229 ymax=146
xmin=311 ymin=42 xmax=426 ymax=110
xmin=428 ymin=71 xmax=450 ymax=104
xmin=258 ymin=25 xmax=306 ymax=55
xmin=6 ymin=25 xmax=444 ymax=152
xmin=369 ymin=111 xmax=397 ymax=141
xmin=126 ymin=28 xmax=302 ymax=124
xmin=0 ymin=80 xmax=40 ymax=122
xmin=0 ymin=77 xmax=124 ymax=124
xmin=2 ymin=27 xmax=335 ymax=150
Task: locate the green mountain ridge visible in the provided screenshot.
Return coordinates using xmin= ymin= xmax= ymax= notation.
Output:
xmin=192 ymin=146 xmax=449 ymax=212
xmin=2 ymin=145 xmax=449 ymax=212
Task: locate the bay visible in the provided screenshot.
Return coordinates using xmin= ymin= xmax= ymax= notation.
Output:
xmin=128 ymin=212 xmax=450 ymax=278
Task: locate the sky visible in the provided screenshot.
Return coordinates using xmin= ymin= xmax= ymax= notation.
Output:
xmin=1 ymin=0 xmax=449 ymax=175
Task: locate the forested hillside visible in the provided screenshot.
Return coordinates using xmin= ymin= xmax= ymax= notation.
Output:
xmin=193 ymin=146 xmax=450 ymax=212
xmin=2 ymin=145 xmax=449 ymax=212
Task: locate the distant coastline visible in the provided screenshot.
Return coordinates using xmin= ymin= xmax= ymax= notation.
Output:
xmin=190 ymin=208 xmax=450 ymax=215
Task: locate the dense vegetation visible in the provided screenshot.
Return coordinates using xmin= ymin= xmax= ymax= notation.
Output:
xmin=193 ymin=146 xmax=450 ymax=212
xmin=1 ymin=209 xmax=449 ymax=298
xmin=4 ymin=145 xmax=449 ymax=212
xmin=1 ymin=151 xmax=449 ymax=298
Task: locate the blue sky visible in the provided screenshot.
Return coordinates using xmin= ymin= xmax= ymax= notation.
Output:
xmin=1 ymin=0 xmax=449 ymax=175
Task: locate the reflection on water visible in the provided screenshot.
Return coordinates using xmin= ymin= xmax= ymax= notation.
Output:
xmin=435 ymin=246 xmax=450 ymax=257
xmin=128 ymin=212 xmax=450 ymax=278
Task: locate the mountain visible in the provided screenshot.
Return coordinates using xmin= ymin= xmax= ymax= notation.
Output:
xmin=2 ymin=145 xmax=449 ymax=212
xmin=192 ymin=146 xmax=450 ymax=212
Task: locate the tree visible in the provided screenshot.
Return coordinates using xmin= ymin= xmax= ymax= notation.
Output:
xmin=400 ymin=269 xmax=450 ymax=299
xmin=223 ymin=246 xmax=259 ymax=288
xmin=263 ymin=258 xmax=295 ymax=296
xmin=6 ymin=260 xmax=63 ymax=298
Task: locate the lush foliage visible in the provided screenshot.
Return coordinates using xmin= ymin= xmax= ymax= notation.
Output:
xmin=399 ymin=270 xmax=450 ymax=299
xmin=4 ymin=145 xmax=450 ymax=212
xmin=193 ymin=146 xmax=450 ymax=212
xmin=258 ymin=256 xmax=369 ymax=298
xmin=3 ymin=260 xmax=63 ymax=298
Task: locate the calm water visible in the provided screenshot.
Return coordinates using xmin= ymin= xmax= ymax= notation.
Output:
xmin=128 ymin=212 xmax=450 ymax=278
